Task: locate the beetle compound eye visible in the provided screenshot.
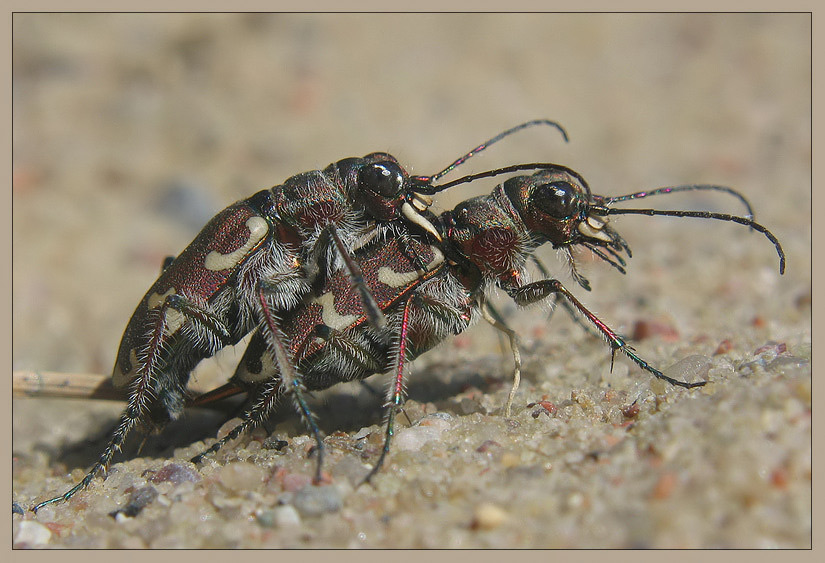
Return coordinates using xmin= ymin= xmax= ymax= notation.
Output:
xmin=532 ymin=181 xmax=578 ymax=219
xmin=358 ymin=162 xmax=405 ymax=199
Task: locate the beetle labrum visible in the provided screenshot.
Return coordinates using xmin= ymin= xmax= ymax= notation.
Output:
xmin=30 ymin=120 xmax=573 ymax=512
xmin=29 ymin=122 xmax=784 ymax=510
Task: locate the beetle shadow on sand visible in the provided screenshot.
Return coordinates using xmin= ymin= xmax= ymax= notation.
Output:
xmin=26 ymin=352 xmax=512 ymax=475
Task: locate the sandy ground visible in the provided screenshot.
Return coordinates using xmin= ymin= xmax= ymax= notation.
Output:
xmin=12 ymin=14 xmax=811 ymax=548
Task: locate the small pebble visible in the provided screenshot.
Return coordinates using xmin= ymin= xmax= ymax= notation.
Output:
xmin=501 ymin=453 xmax=521 ymax=468
xmin=331 ymin=456 xmax=371 ymax=485
xmin=262 ymin=437 xmax=289 ymax=452
xmin=663 ymin=355 xmax=711 ymax=384
xmin=282 ymin=472 xmax=312 ymax=493
xmin=394 ymin=424 xmax=446 ymax=452
xmin=418 ymin=412 xmax=453 ymax=430
xmin=767 ymin=355 xmax=809 ymax=375
xmin=15 ymin=520 xmax=52 ymax=546
xmin=110 ymin=485 xmax=158 ymax=518
xmin=258 ymin=505 xmax=302 ymax=528
xmin=476 ymin=440 xmax=501 ymax=454
xmin=471 ymin=503 xmax=508 ymax=530
xmin=652 ymin=472 xmax=678 ymax=500
xmin=150 ymin=462 xmax=201 ymax=485
xmin=621 ymin=402 xmax=641 ymax=419
xmin=353 ymin=427 xmax=372 ymax=441
xmin=219 ymin=462 xmax=265 ymax=492
xmin=292 ymin=485 xmax=343 ymax=518
xmin=632 ymin=319 xmax=679 ymax=341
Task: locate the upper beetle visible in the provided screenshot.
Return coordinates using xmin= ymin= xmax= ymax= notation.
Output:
xmin=30 ymin=120 xmax=570 ymax=511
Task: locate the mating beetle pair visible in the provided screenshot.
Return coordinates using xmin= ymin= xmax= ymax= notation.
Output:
xmin=31 ymin=121 xmax=785 ymax=512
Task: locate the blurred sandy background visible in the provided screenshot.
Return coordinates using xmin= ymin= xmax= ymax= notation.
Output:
xmin=12 ymin=13 xmax=810 ymax=548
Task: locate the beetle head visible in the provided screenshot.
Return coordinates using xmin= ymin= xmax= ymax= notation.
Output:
xmin=503 ymin=167 xmax=631 ymax=269
xmin=338 ymin=153 xmax=441 ymax=240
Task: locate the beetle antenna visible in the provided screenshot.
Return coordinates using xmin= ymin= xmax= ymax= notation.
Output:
xmin=415 ymin=162 xmax=594 ymax=198
xmin=595 ymin=206 xmax=786 ymax=275
xmin=414 ymin=162 xmax=558 ymax=194
xmin=597 ymin=184 xmax=755 ymax=221
xmin=413 ymin=119 xmax=569 ymax=185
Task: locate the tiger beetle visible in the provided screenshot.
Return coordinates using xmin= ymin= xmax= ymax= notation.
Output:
xmin=182 ymin=159 xmax=785 ymax=485
xmin=30 ymin=120 xmax=573 ymax=512
xmin=29 ymin=123 xmax=786 ymax=511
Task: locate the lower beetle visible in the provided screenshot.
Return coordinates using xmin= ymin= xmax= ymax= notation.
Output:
xmin=186 ymin=163 xmax=786 ymax=484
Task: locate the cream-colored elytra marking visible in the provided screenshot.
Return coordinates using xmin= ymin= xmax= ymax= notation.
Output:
xmin=113 ymin=348 xmax=140 ymax=387
xmin=377 ymin=245 xmax=445 ymax=288
xmin=313 ymin=291 xmax=360 ymax=331
xmin=204 ymin=216 xmax=269 ymax=272
xmin=148 ymin=287 xmax=176 ymax=309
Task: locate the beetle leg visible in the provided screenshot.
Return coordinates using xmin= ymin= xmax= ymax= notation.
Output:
xmin=362 ymin=295 xmax=415 ymax=484
xmin=505 ymin=279 xmax=707 ymax=389
xmin=189 ymin=381 xmax=246 ymax=407
xmin=160 ymin=293 xmax=234 ymax=347
xmin=318 ymin=325 xmax=385 ymax=375
xmin=33 ymin=295 xmax=236 ymax=513
xmin=326 ymin=225 xmax=388 ymax=330
xmin=123 ymin=293 xmax=234 ymax=410
xmin=304 ymin=224 xmax=388 ymax=332
xmin=478 ymin=296 xmax=522 ymax=418
xmin=191 ymin=285 xmax=328 ymax=477
xmin=31 ymin=387 xmax=148 ymax=512
xmin=530 ymin=255 xmax=602 ymax=338
xmin=395 ymin=229 xmax=431 ymax=272
xmin=229 ymin=314 xmax=387 ymax=390
xmin=118 ymin=293 xmax=235 ymax=393
xmin=549 ymin=297 xmax=607 ymax=340
xmin=255 ymin=283 xmax=326 ymax=482
xmin=189 ymin=378 xmax=279 ymax=464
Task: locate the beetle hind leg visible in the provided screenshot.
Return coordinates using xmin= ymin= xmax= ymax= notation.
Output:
xmin=478 ymin=297 xmax=522 ymax=418
xmin=31 ymin=390 xmax=148 ymax=513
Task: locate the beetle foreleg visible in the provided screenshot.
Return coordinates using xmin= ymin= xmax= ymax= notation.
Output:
xmin=530 ymin=255 xmax=604 ymax=340
xmin=121 ymin=293 xmax=236 ymax=394
xmin=31 ymin=293 xmax=235 ymax=510
xmin=308 ymin=224 xmax=388 ymax=331
xmin=505 ymin=279 xmax=707 ymax=389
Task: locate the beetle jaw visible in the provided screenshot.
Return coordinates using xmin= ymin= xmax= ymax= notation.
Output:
xmin=576 ymin=213 xmax=613 ymax=244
